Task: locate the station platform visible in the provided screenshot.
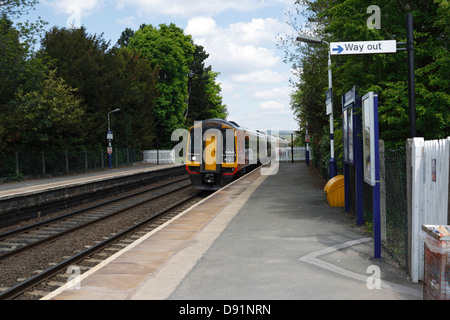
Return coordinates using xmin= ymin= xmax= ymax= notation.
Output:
xmin=0 ymin=163 xmax=185 ymax=228
xmin=42 ymin=162 xmax=423 ymax=300
xmin=0 ymin=163 xmax=181 ymax=199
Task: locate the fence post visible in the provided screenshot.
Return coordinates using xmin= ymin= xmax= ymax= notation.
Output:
xmin=406 ymin=138 xmax=413 ymax=277
xmin=85 ymin=151 xmax=88 ymax=173
xmin=379 ymin=140 xmax=386 ymax=241
xmin=15 ymin=152 xmax=19 ymax=174
xmin=411 ymin=137 xmax=424 ymax=282
xmin=65 ymin=151 xmax=69 ymax=174
xmin=101 ymin=149 xmax=104 ymax=169
xmin=42 ymin=151 xmax=46 ymax=176
xmin=291 ymin=134 xmax=294 ymax=163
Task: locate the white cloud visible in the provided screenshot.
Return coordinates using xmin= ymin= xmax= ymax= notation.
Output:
xmin=260 ymin=100 xmax=284 ymax=110
xmin=253 ymin=86 xmax=292 ymax=99
xmin=232 ymin=69 xmax=285 ymax=83
xmin=185 ymin=15 xmax=295 ymax=129
xmin=258 ymin=100 xmax=291 ymax=116
xmin=185 ymin=17 xmax=217 ymax=37
xmin=116 ymin=16 xmax=137 ymax=27
xmin=186 ymin=17 xmax=283 ymax=75
xmin=42 ymin=0 xmax=105 ymax=16
xmin=228 ymin=18 xmax=289 ymax=45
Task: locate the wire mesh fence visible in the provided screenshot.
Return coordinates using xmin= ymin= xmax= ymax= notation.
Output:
xmin=0 ymin=148 xmax=143 ymax=182
xmin=358 ymin=144 xmax=409 ymax=272
xmin=380 ymin=147 xmax=409 ymax=272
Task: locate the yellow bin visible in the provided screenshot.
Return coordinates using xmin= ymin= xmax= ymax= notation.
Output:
xmin=324 ymin=175 xmax=345 ymax=207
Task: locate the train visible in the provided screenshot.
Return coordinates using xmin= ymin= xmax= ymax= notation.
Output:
xmin=185 ymin=119 xmax=288 ymax=190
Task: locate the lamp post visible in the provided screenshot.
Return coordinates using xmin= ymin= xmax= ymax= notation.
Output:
xmin=107 ymin=108 xmax=120 ymax=169
xmin=296 ymin=34 xmax=337 ymax=179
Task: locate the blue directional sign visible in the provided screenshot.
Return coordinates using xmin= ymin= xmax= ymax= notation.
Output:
xmin=330 ymin=40 xmax=396 ymax=55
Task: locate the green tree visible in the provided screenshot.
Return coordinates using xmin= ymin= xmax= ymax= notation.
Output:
xmin=301 ymin=0 xmax=449 ymax=146
xmin=0 ymin=0 xmax=48 ymax=153
xmin=203 ymin=71 xmax=228 ymax=120
xmin=41 ymin=26 xmax=119 ymax=148
xmin=113 ymin=47 xmax=160 ymax=149
xmin=10 ymin=69 xmax=85 ymax=151
xmin=284 ymin=0 xmax=449 ymax=174
xmin=42 ymin=26 xmax=162 ymax=150
xmin=186 ymin=45 xmax=228 ymax=125
xmin=129 ymin=23 xmax=195 ymax=148
xmin=116 ymin=27 xmax=134 ymax=48
xmin=0 ymin=16 xmax=27 ymax=107
xmin=0 ymin=0 xmax=39 ymax=18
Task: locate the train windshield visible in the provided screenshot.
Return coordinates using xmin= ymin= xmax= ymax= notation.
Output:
xmin=189 ymin=126 xmax=236 ymax=164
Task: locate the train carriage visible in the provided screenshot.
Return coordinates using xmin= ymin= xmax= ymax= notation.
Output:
xmin=185 ymin=119 xmax=284 ymax=190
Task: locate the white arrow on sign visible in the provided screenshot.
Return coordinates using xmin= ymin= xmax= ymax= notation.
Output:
xmin=330 ymin=40 xmax=397 ymax=55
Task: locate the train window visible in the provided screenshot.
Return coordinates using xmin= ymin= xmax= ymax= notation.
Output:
xmin=245 ymin=136 xmax=250 ymax=164
xmin=189 ymin=128 xmax=202 ymax=161
xmin=223 ymin=129 xmax=236 ymax=163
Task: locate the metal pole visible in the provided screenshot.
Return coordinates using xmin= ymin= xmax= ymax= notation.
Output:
xmin=291 ymin=134 xmax=294 ymax=163
xmin=108 ymin=141 xmax=112 ymax=169
xmin=305 ymin=123 xmax=309 ymax=166
xmin=15 ymin=152 xmax=19 ymax=174
xmin=372 ymin=93 xmax=381 ymax=259
xmin=41 ymin=151 xmax=45 ymax=176
xmin=406 ymin=13 xmax=416 ymax=137
xmin=328 ymin=50 xmax=337 ymax=178
xmin=65 ymin=150 xmax=69 ymax=174
xmin=107 ymin=109 xmax=120 ymax=169
xmin=108 ymin=112 xmax=112 ymax=169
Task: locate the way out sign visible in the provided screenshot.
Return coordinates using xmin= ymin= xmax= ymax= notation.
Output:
xmin=330 ymin=40 xmax=396 ymax=55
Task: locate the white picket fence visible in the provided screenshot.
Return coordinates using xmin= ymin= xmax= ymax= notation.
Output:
xmin=143 ymin=150 xmax=176 ymax=164
xmin=277 ymin=147 xmax=312 ymax=162
xmin=410 ymin=137 xmax=450 ymax=282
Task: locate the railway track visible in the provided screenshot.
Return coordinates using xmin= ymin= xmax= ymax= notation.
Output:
xmin=0 ymin=176 xmax=206 ymax=300
xmin=0 ymin=176 xmax=191 ymax=259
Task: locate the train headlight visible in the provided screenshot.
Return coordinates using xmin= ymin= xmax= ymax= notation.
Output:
xmin=191 ymin=156 xmax=197 ymax=161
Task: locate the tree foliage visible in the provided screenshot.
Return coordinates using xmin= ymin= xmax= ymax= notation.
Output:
xmin=186 ymin=45 xmax=228 ymax=126
xmin=11 ymin=69 xmax=85 ymax=151
xmin=1 ymin=0 xmax=227 ymax=155
xmin=129 ymin=23 xmax=228 ymax=148
xmin=41 ymin=26 xmax=160 ymax=150
xmin=129 ymin=23 xmax=195 ymax=148
xmin=0 ymin=0 xmax=39 ymax=19
xmin=0 ymin=0 xmax=48 ymax=153
xmin=285 ymin=0 xmax=449 ymax=176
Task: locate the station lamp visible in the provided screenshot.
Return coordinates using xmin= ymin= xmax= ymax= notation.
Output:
xmin=107 ymin=108 xmax=120 ymax=169
xmin=296 ymin=34 xmax=337 ymax=179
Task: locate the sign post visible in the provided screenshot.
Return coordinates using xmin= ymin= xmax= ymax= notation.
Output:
xmin=325 ymin=88 xmax=337 ymax=178
xmin=107 ymin=108 xmax=120 ymax=169
xmin=107 ymin=130 xmax=113 ymax=169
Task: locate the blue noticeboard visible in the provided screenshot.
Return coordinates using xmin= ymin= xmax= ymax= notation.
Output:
xmin=342 ymin=86 xmax=363 ymax=226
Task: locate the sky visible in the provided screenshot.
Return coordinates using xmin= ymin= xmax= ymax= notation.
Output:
xmin=19 ymin=0 xmax=305 ymax=132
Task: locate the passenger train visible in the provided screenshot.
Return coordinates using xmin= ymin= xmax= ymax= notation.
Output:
xmin=185 ymin=119 xmax=288 ymax=190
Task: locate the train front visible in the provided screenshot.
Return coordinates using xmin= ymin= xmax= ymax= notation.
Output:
xmin=186 ymin=120 xmax=238 ymax=190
